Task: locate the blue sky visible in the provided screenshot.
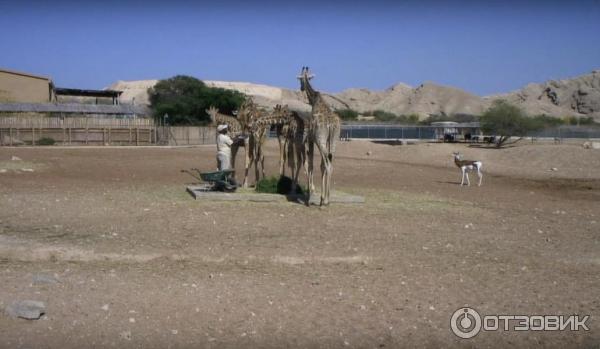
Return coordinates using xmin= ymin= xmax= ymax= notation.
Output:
xmin=1 ymin=0 xmax=599 ymax=95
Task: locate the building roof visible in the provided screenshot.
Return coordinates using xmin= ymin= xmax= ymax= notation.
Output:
xmin=54 ymin=88 xmax=123 ymax=98
xmin=431 ymin=121 xmax=480 ymax=127
xmin=0 ymin=102 xmax=149 ymax=115
xmin=0 ymin=68 xmax=51 ymax=81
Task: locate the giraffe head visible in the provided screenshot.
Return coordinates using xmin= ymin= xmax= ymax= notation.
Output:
xmin=297 ymin=66 xmax=314 ymax=92
xmin=205 ymin=106 xmax=219 ymax=124
xmin=272 ymin=104 xmax=290 ymax=119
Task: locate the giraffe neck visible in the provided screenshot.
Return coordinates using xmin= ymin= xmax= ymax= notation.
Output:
xmin=302 ymin=78 xmax=321 ymax=106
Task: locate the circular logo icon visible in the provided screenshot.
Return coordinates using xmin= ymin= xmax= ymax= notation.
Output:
xmin=450 ymin=307 xmax=482 ymax=339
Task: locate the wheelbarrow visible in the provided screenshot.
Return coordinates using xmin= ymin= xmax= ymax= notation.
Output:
xmin=182 ymin=168 xmax=238 ymax=192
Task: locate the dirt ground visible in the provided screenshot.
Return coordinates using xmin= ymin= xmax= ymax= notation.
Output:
xmin=0 ymin=140 xmax=599 ymax=348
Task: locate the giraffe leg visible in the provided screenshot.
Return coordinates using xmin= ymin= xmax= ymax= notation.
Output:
xmin=278 ymin=134 xmax=285 ymax=177
xmin=230 ymin=144 xmax=238 ymax=170
xmin=253 ymin=142 xmax=259 ymax=187
xmin=307 ymin=140 xmax=316 ymax=192
xmin=243 ymin=138 xmax=250 ymax=188
xmin=305 ymin=139 xmax=314 ymax=206
xmin=314 ymin=139 xmax=330 ymax=206
xmin=260 ymin=136 xmax=266 ymax=181
xmin=320 ymin=156 xmax=327 ymax=206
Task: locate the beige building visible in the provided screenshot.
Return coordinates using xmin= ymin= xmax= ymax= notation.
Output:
xmin=0 ymin=68 xmax=54 ymax=103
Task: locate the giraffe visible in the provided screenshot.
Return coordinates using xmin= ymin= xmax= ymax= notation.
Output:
xmin=235 ymin=98 xmax=269 ymax=188
xmin=297 ymin=67 xmax=341 ymax=206
xmin=253 ymin=104 xmax=307 ymax=193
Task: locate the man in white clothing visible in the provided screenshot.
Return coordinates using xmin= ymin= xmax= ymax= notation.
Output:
xmin=216 ymin=124 xmax=234 ymax=171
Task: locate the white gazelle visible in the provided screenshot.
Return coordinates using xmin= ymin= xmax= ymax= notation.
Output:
xmin=453 ymin=152 xmax=483 ymax=186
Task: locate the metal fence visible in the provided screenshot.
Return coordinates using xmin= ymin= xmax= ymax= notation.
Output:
xmin=338 ymin=124 xmax=600 ymax=140
xmin=340 ymin=125 xmax=437 ymax=140
xmin=527 ymin=126 xmax=600 ymax=139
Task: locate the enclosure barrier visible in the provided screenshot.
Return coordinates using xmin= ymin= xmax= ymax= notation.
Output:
xmin=0 ymin=116 xmax=156 ymax=146
xmin=2 ymin=117 xmax=599 ymax=146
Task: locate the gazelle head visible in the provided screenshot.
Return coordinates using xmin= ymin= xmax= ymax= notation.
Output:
xmin=452 ymin=152 xmax=462 ymax=160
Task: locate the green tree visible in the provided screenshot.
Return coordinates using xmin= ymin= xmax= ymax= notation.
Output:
xmin=148 ymin=75 xmax=245 ymax=125
xmin=480 ymin=100 xmax=540 ymax=148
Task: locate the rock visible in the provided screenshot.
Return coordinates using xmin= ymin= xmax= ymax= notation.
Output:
xmin=550 ymin=167 xmax=558 ymax=171
xmin=32 ymin=274 xmax=59 ymax=285
xmin=101 ymin=304 xmax=109 ymax=311
xmin=0 ymin=169 xmax=7 ymax=174
xmin=5 ymin=300 xmax=46 ymax=320
xmin=366 ymin=151 xmax=372 ymax=156
xmin=119 ymin=330 xmax=132 ymax=340
xmin=592 ymin=142 xmax=600 ymax=150
xmin=21 ymin=168 xmax=34 ymax=172
xmin=11 ymin=156 xmax=22 ymax=161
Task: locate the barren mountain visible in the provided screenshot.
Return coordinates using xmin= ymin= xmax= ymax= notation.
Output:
xmin=108 ymin=70 xmax=600 ymax=120
xmin=486 ymin=70 xmax=600 ymax=119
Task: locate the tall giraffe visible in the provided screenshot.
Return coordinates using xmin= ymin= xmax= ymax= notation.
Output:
xmin=297 ymin=67 xmax=341 ymax=206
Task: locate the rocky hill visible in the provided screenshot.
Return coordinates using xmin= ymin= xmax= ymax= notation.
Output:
xmin=486 ymin=70 xmax=600 ymax=119
xmin=108 ymin=70 xmax=600 ymax=120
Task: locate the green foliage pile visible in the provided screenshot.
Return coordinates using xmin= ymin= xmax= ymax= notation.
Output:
xmin=480 ymin=100 xmax=542 ymax=147
xmin=148 ymin=75 xmax=245 ymax=126
xmin=37 ymin=137 xmax=56 ymax=146
xmin=255 ymin=176 xmax=305 ymax=195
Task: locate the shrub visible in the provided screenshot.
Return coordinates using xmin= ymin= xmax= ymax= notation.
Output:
xmin=372 ymin=110 xmax=397 ymax=122
xmin=564 ymin=116 xmax=596 ymax=126
xmin=336 ymin=109 xmax=359 ymax=121
xmin=37 ymin=137 xmax=56 ymax=146
xmin=397 ymin=114 xmax=420 ymax=124
xmin=255 ymin=176 xmax=305 ymax=195
xmin=420 ymin=113 xmax=479 ymax=124
xmin=530 ymin=114 xmax=564 ymax=128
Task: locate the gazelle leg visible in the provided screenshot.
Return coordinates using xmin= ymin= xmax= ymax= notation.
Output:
xmin=477 ymin=169 xmax=483 ymax=186
xmin=460 ymin=169 xmax=465 ymax=186
xmin=465 ymin=172 xmax=470 ymax=186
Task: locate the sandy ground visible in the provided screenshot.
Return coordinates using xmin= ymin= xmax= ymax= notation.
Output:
xmin=0 ymin=140 xmax=599 ymax=348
